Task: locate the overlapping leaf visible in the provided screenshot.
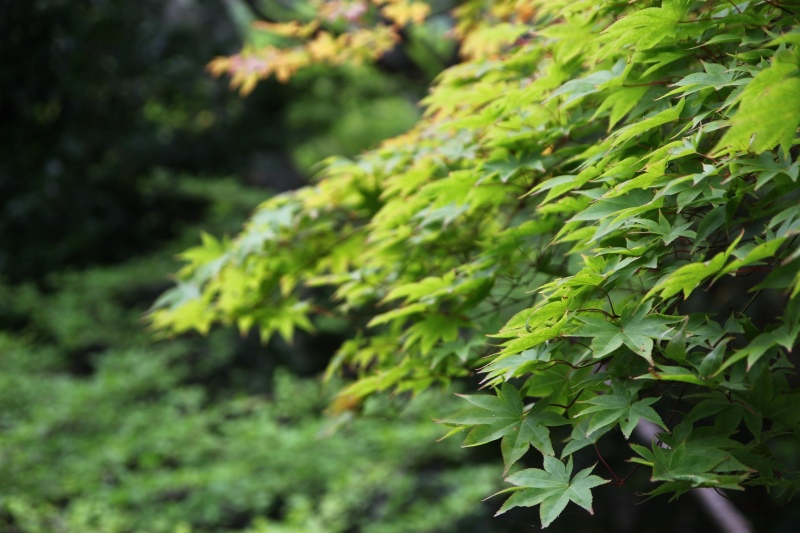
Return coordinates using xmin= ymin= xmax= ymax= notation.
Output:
xmin=439 ymin=383 xmax=566 ymax=472
xmin=576 ymin=381 xmax=667 ymax=439
xmin=570 ymin=305 xmax=680 ymax=364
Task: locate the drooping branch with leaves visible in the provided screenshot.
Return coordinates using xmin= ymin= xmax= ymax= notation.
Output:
xmin=152 ymin=0 xmax=800 ymax=527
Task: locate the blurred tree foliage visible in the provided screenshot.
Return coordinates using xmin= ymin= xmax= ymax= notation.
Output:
xmin=0 ymin=0 xmax=424 ymax=282
xmin=0 ymin=179 xmax=503 ymax=533
xmin=0 ymin=2 xmax=500 ymax=530
xmin=0 ymin=340 xmax=500 ymax=533
xmin=0 ymin=0 xmax=262 ymax=280
xmin=0 ymin=0 xmax=495 ymax=533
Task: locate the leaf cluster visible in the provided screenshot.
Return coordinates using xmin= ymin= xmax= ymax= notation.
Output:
xmin=154 ymin=0 xmax=800 ymax=527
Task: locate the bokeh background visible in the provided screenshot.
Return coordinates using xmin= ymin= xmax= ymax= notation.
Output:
xmin=0 ymin=1 xmax=781 ymax=531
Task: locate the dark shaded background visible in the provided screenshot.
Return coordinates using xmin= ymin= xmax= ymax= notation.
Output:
xmin=0 ymin=0 xmax=305 ymax=282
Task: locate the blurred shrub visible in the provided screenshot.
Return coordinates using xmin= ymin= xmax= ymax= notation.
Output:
xmin=0 ymin=334 xmax=498 ymax=533
xmin=286 ymin=65 xmax=422 ymax=172
xmin=0 ymin=176 xmax=499 ymax=533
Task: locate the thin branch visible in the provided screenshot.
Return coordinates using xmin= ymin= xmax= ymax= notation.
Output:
xmin=763 ymin=0 xmax=794 ymax=15
xmin=725 ymin=0 xmax=743 ymax=14
xmin=594 ymin=442 xmax=623 ymax=485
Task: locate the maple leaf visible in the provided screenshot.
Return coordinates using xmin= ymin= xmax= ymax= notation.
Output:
xmin=570 ymin=304 xmax=679 ymax=364
xmin=438 ymin=383 xmax=566 ymax=473
xmin=307 ymin=32 xmax=339 ymax=62
xmin=381 ymin=1 xmax=431 ymax=27
xmin=631 ymin=432 xmax=751 ymax=488
xmin=576 ymin=381 xmax=667 ymax=439
xmin=494 ymin=455 xmax=608 ymax=528
xmin=716 ymin=62 xmax=800 ymax=155
xmin=646 ymin=231 xmax=749 ymax=301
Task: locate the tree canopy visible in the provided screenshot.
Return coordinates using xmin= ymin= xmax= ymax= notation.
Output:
xmin=153 ymin=0 xmax=800 ymax=527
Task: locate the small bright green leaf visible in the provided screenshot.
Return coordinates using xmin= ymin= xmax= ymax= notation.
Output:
xmin=715 ymin=63 xmax=800 ymax=154
xmin=648 ymin=232 xmax=743 ymax=300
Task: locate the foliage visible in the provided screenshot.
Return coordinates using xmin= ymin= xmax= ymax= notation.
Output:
xmin=0 ymin=178 xmax=500 ymax=533
xmin=283 ymin=64 xmax=423 ymax=172
xmin=209 ymin=0 xmax=457 ymax=95
xmin=2 ymin=1 xmax=425 ymax=282
xmin=0 ymin=334 xmax=498 ymax=533
xmin=154 ymin=0 xmax=800 ymax=528
xmin=493 ymin=455 xmax=607 ymax=528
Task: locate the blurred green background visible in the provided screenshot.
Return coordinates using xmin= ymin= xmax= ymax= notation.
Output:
xmin=0 ymin=2 xmax=499 ymax=531
xmin=0 ymin=1 xmax=760 ymax=532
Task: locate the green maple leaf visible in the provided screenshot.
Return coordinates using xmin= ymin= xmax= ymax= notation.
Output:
xmin=631 ymin=437 xmax=750 ymax=487
xmin=494 ymin=456 xmax=608 ymax=528
xmin=570 ymin=304 xmax=679 ymax=364
xmin=716 ymin=62 xmax=800 ymax=155
xmin=438 ymin=383 xmax=566 ymax=473
xmin=630 ymin=213 xmax=696 ymax=246
xmin=576 ymin=381 xmax=667 ymax=439
xmin=600 ymin=0 xmax=691 ymax=52
xmin=664 ymin=61 xmax=739 ymax=97
xmin=646 ymin=232 xmax=743 ymax=300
